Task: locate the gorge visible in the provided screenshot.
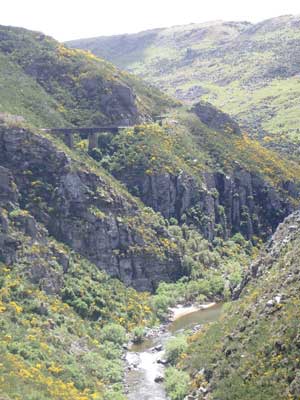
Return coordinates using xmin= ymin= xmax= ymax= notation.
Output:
xmin=0 ymin=13 xmax=300 ymax=400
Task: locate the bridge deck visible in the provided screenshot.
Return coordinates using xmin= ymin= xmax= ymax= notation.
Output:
xmin=40 ymin=126 xmax=129 ymax=135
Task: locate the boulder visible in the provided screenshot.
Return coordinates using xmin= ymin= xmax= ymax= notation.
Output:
xmin=154 ymin=375 xmax=164 ymax=383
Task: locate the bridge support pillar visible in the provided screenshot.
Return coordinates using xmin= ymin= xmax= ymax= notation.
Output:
xmin=88 ymin=132 xmax=98 ymax=154
xmin=64 ymin=133 xmax=74 ymax=149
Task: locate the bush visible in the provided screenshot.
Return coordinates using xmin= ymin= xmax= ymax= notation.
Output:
xmin=184 ymin=279 xmax=210 ymax=301
xmin=151 ymin=294 xmax=172 ymax=320
xmin=209 ymin=275 xmax=225 ymax=296
xmin=132 ymin=326 xmax=145 ymax=344
xmin=89 ymin=147 xmax=103 ymax=161
xmin=100 ymin=323 xmax=126 ymax=345
xmin=165 ymin=335 xmax=188 ymax=365
xmin=100 ymin=341 xmax=123 ymax=360
xmin=165 ymin=367 xmax=190 ymax=400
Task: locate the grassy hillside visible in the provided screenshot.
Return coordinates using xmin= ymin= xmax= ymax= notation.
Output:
xmin=1 ymin=25 xmax=298 ymax=242
xmin=105 ymin=108 xmax=300 ymax=190
xmin=67 ymin=15 xmax=300 ymax=155
xmin=0 ymin=52 xmax=68 ymax=128
xmin=0 ymin=245 xmax=150 ymax=400
xmin=0 ymin=25 xmax=176 ymax=128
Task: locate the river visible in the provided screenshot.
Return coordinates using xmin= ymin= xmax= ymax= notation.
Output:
xmin=125 ymin=303 xmax=223 ymax=400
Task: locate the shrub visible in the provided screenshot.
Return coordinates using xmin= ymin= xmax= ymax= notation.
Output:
xmin=132 ymin=326 xmax=145 ymax=344
xmin=184 ymin=279 xmax=210 ymax=301
xmin=209 ymin=275 xmax=225 ymax=296
xmin=100 ymin=323 xmax=126 ymax=345
xmin=165 ymin=335 xmax=188 ymax=365
xmin=151 ymin=294 xmax=172 ymax=320
xmin=89 ymin=147 xmax=103 ymax=161
xmin=165 ymin=367 xmax=190 ymax=400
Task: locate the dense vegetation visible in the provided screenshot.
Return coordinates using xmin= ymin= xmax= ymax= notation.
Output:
xmin=68 ymin=15 xmax=300 ymax=156
xmin=0 ymin=257 xmax=149 ymax=400
xmin=0 ymin=119 xmax=159 ymax=399
xmin=101 ymin=110 xmax=300 ymax=189
xmin=163 ymin=211 xmax=300 ymax=400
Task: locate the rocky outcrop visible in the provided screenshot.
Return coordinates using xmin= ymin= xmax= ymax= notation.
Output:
xmin=120 ymin=170 xmax=199 ymax=220
xmin=193 ymin=102 xmax=241 ymax=135
xmin=0 ymin=124 xmax=183 ymax=291
xmin=202 ymin=168 xmax=296 ymax=240
xmin=233 ymin=209 xmax=300 ymax=299
xmin=0 ymin=218 xmax=19 ymax=265
xmin=117 ymin=164 xmax=296 ymax=241
xmin=0 ymin=25 xmax=163 ymax=128
xmin=0 ymin=166 xmax=19 ymax=206
xmin=0 ymin=167 xmax=20 ymax=264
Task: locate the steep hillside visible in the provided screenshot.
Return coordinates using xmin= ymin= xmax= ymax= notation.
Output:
xmin=0 ymin=25 xmax=176 ymax=128
xmin=167 ymin=210 xmax=300 ymax=400
xmin=0 ymin=130 xmax=156 ymax=399
xmin=95 ymin=105 xmax=300 ymax=241
xmin=0 ymin=120 xmax=187 ymax=291
xmin=0 ymin=114 xmax=269 ymax=400
xmin=0 ymin=117 xmax=190 ymax=399
xmin=68 ymin=15 xmax=300 ymax=155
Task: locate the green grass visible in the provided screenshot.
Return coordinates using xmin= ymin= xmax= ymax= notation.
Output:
xmin=0 ymin=53 xmax=67 ymax=128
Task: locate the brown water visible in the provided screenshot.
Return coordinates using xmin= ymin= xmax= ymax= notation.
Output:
xmin=126 ymin=304 xmax=223 ymax=400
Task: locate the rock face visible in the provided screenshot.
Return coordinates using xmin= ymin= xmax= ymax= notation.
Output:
xmin=233 ymin=209 xmax=300 ymax=299
xmin=0 ymin=166 xmax=20 ymax=264
xmin=192 ymin=102 xmax=241 ymax=135
xmin=0 ymin=25 xmax=175 ymax=130
xmin=24 ymin=59 xmax=141 ymax=126
xmin=116 ymin=165 xmax=296 ymax=241
xmin=0 ymin=124 xmax=183 ymax=291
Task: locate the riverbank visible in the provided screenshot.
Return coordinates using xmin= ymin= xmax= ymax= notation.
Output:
xmin=125 ymin=303 xmax=223 ymax=399
xmin=169 ymin=302 xmax=216 ymax=321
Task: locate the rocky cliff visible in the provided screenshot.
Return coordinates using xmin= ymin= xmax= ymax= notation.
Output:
xmin=1 ymin=24 xmax=299 ymax=246
xmin=0 ymin=122 xmax=184 ymax=291
xmin=104 ymin=109 xmax=299 ymax=241
xmin=114 ymin=167 xmax=296 ymax=241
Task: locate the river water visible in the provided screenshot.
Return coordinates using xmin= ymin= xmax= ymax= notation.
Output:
xmin=126 ymin=304 xmax=223 ymax=400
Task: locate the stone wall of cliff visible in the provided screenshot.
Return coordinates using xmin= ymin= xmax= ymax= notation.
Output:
xmin=0 ymin=124 xmax=184 ymax=291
